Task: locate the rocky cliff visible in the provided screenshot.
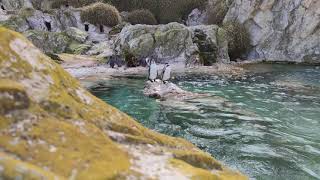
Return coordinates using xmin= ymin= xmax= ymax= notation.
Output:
xmin=2 ymin=0 xmax=318 ymax=64
xmin=0 ymin=27 xmax=246 ymax=179
xmin=224 ymin=0 xmax=320 ymax=63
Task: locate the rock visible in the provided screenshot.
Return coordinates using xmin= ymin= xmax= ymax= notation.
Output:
xmin=0 ymin=14 xmax=29 ymax=32
xmin=0 ymin=0 xmax=27 ymax=10
xmin=190 ymin=25 xmax=230 ymax=65
xmin=109 ymin=22 xmax=130 ymax=36
xmin=224 ymin=0 xmax=320 ymax=63
xmin=186 ymin=8 xmax=208 ymax=26
xmin=65 ymin=27 xmax=89 ymax=46
xmin=25 ymin=9 xmax=60 ymax=32
xmin=115 ymin=22 xmax=230 ymax=66
xmin=0 ymin=9 xmax=12 ymax=21
xmin=67 ymin=41 xmax=91 ymax=55
xmin=115 ymin=23 xmax=195 ymax=65
xmin=0 ymin=7 xmax=81 ymax=33
xmin=144 ymin=80 xmax=208 ymax=100
xmin=0 ymin=27 xmax=246 ymax=179
xmin=87 ymin=41 xmax=114 ymax=58
xmin=24 ymin=30 xmax=70 ymax=53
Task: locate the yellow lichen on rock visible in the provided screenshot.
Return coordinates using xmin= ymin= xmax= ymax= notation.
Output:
xmin=0 ymin=27 xmax=247 ymax=179
xmin=0 ymin=151 xmax=62 ymax=180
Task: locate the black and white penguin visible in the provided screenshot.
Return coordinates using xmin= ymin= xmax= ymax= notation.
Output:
xmin=109 ymin=56 xmax=115 ymax=68
xmin=148 ymin=59 xmax=157 ymax=82
xmin=161 ymin=63 xmax=171 ymax=84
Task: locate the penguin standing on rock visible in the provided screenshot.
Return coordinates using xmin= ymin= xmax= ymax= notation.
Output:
xmin=161 ymin=63 xmax=171 ymax=84
xmin=148 ymin=58 xmax=157 ymax=82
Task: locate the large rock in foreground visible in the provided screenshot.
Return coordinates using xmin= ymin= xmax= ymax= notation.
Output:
xmin=0 ymin=27 xmax=246 ymax=179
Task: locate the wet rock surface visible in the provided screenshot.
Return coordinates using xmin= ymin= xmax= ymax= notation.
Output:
xmin=144 ymin=80 xmax=209 ymax=100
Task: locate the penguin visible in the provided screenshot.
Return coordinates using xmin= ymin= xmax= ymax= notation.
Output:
xmin=161 ymin=63 xmax=171 ymax=84
xmin=148 ymin=59 xmax=157 ymax=82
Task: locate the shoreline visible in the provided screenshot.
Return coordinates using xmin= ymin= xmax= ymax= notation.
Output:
xmin=62 ymin=64 xmax=247 ymax=80
xmin=60 ymin=54 xmax=320 ymax=89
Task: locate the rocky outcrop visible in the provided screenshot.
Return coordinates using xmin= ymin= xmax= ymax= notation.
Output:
xmin=0 ymin=27 xmax=246 ymax=179
xmin=224 ymin=0 xmax=320 ymax=63
xmin=190 ymin=25 xmax=230 ymax=65
xmin=24 ymin=30 xmax=70 ymax=54
xmin=0 ymin=6 xmax=114 ymax=56
xmin=115 ymin=22 xmax=230 ymax=66
xmin=0 ymin=0 xmax=32 ymax=10
xmin=65 ymin=27 xmax=88 ymax=43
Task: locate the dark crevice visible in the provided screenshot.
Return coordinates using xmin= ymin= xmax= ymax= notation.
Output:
xmin=100 ymin=25 xmax=104 ymax=33
xmin=85 ymin=24 xmax=89 ymax=31
xmin=45 ymin=21 xmax=51 ymax=31
xmin=1 ymin=5 xmax=5 ymax=10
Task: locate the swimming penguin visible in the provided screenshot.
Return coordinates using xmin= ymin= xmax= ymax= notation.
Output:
xmin=161 ymin=63 xmax=171 ymax=84
xmin=148 ymin=59 xmax=157 ymax=82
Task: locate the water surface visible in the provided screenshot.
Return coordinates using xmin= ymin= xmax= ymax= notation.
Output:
xmin=90 ymin=64 xmax=320 ymax=180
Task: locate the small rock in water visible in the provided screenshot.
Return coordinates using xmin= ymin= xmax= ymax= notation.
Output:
xmin=143 ymin=81 xmax=208 ymax=101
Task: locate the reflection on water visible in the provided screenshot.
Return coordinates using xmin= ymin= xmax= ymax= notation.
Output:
xmin=90 ymin=64 xmax=320 ymax=180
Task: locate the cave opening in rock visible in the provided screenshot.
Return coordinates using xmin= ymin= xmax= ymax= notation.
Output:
xmin=99 ymin=25 xmax=104 ymax=33
xmin=45 ymin=21 xmax=51 ymax=31
xmin=1 ymin=5 xmax=5 ymax=10
xmin=85 ymin=24 xmax=89 ymax=31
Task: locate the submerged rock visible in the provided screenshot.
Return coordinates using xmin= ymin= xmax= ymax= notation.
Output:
xmin=144 ymin=80 xmax=208 ymax=100
xmin=0 ymin=27 xmax=246 ymax=179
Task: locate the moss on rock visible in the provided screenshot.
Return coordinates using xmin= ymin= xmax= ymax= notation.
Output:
xmin=67 ymin=41 xmax=91 ymax=55
xmin=23 ymin=30 xmax=71 ymax=54
xmin=0 ymin=27 xmax=247 ymax=179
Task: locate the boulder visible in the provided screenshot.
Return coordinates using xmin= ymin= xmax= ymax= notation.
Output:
xmin=0 ymin=27 xmax=246 ymax=179
xmin=65 ymin=27 xmax=88 ymax=43
xmin=67 ymin=41 xmax=91 ymax=55
xmin=0 ymin=0 xmax=29 ymax=10
xmin=25 ymin=9 xmax=60 ymax=32
xmin=115 ymin=22 xmax=230 ymax=66
xmin=86 ymin=41 xmax=114 ymax=58
xmin=0 ymin=14 xmax=29 ymax=32
xmin=24 ymin=30 xmax=70 ymax=53
xmin=115 ymin=23 xmax=195 ymax=65
xmin=224 ymin=0 xmax=320 ymax=63
xmin=190 ymin=25 xmax=230 ymax=65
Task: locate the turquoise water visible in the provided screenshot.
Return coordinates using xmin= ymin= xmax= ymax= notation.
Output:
xmin=90 ymin=64 xmax=320 ymax=180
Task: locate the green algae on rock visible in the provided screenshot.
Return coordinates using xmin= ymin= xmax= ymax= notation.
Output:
xmin=0 ymin=27 xmax=247 ymax=179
